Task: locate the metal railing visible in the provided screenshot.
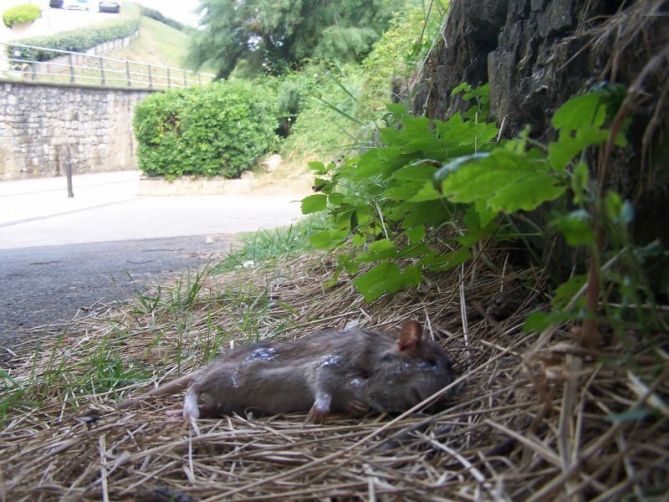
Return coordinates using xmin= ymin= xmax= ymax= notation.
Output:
xmin=0 ymin=41 xmax=214 ymax=89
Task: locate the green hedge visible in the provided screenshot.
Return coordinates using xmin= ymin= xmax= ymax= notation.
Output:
xmin=139 ymin=6 xmax=189 ymax=33
xmin=7 ymin=3 xmax=140 ymax=62
xmin=3 ymin=4 xmax=41 ymax=28
xmin=134 ymin=80 xmax=279 ymax=178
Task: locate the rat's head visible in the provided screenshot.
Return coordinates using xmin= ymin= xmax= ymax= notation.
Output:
xmin=366 ymin=321 xmax=455 ymax=413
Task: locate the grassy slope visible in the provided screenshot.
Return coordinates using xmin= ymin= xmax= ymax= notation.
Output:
xmin=108 ymin=16 xmax=190 ymax=68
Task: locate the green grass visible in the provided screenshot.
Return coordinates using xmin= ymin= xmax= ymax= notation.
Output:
xmin=105 ymin=16 xmax=215 ymax=84
xmin=132 ymin=266 xmax=210 ymax=316
xmin=217 ymin=217 xmax=322 ymax=272
xmin=110 ymin=16 xmax=191 ymax=69
xmin=78 ymin=343 xmax=150 ymax=395
xmin=0 ymin=332 xmax=151 ymax=423
xmin=281 ymin=66 xmax=370 ymax=159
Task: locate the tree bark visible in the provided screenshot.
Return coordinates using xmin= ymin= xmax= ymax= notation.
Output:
xmin=415 ymin=0 xmax=669 ymax=295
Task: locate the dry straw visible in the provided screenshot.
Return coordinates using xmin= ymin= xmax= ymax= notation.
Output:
xmin=1 ymin=249 xmax=667 ymax=501
xmin=2 ymin=4 xmax=668 ymax=494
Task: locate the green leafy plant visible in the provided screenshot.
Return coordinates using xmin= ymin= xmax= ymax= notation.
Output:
xmin=302 ymin=82 xmax=662 ymax=343
xmin=2 ymin=3 xmax=41 ymax=28
xmin=517 ymin=86 xmax=665 ymax=343
xmin=133 ymin=80 xmax=279 ymax=178
xmin=302 ymin=91 xmax=498 ymax=301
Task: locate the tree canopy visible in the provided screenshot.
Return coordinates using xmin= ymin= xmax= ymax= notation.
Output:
xmin=188 ymin=0 xmax=404 ymax=78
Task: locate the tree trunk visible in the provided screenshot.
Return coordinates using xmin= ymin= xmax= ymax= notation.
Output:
xmin=415 ymin=0 xmax=669 ymax=293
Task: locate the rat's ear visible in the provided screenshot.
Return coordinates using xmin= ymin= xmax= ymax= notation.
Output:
xmin=398 ymin=321 xmax=423 ymax=352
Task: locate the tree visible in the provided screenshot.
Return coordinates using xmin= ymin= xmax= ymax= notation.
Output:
xmin=188 ymin=0 xmax=404 ymax=78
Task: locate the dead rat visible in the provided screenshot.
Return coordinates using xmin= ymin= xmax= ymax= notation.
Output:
xmin=118 ymin=321 xmax=455 ymax=422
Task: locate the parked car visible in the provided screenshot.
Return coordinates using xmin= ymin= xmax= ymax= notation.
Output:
xmin=98 ymin=1 xmax=120 ymax=13
xmin=63 ymin=0 xmax=91 ymax=10
xmin=49 ymin=0 xmax=64 ymax=8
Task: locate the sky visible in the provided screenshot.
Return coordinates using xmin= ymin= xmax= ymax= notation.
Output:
xmin=132 ymin=0 xmax=202 ymax=27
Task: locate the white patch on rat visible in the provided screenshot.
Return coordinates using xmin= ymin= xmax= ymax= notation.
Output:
xmin=313 ymin=391 xmax=332 ymax=412
xmin=231 ymin=368 xmax=241 ymax=388
xmin=245 ymin=347 xmax=277 ymax=362
xmin=344 ymin=319 xmax=359 ymax=330
xmin=319 ymin=354 xmax=343 ymax=367
xmin=183 ymin=388 xmax=200 ymax=419
xmin=416 ymin=360 xmax=435 ymax=371
xmin=232 ymin=347 xmax=279 ymax=388
xmin=349 ymin=377 xmax=364 ymax=387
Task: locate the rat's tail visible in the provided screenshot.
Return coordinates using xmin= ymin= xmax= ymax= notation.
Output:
xmin=117 ymin=372 xmax=198 ymax=410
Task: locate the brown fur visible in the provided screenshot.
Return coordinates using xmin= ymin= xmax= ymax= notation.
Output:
xmin=118 ymin=321 xmax=455 ymax=422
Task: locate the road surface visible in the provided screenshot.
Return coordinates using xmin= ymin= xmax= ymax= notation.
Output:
xmin=0 ymin=171 xmax=305 ymax=351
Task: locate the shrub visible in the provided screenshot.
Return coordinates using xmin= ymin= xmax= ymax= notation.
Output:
xmin=7 ymin=3 xmax=140 ymax=63
xmin=281 ymin=63 xmax=368 ymax=158
xmin=3 ymin=4 xmax=41 ymax=28
xmin=281 ymin=5 xmax=443 ymax=159
xmin=359 ymin=4 xmax=444 ymax=115
xmin=263 ymin=70 xmax=320 ymax=137
xmin=134 ymin=80 xmax=279 ymax=178
xmin=139 ymin=6 xmax=189 ymax=33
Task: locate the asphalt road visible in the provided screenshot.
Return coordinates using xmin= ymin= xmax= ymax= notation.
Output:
xmin=0 ymin=235 xmax=233 ymax=349
xmin=0 ymin=171 xmax=305 ymax=351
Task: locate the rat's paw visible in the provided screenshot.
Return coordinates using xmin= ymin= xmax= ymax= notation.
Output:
xmin=306 ymin=403 xmax=330 ymax=424
xmin=306 ymin=392 xmax=332 ymax=424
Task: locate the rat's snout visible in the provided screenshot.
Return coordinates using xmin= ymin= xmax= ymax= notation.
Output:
xmin=406 ymin=382 xmax=452 ymax=411
xmin=410 ymin=386 xmax=424 ymax=403
xmin=421 ymin=387 xmax=451 ymax=411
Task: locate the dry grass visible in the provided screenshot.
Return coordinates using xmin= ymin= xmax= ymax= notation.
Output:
xmin=565 ymin=0 xmax=669 ymax=192
xmin=251 ymin=155 xmax=314 ymax=196
xmin=2 ymin=3 xmax=667 ymax=499
xmin=1 ymin=252 xmax=667 ymax=501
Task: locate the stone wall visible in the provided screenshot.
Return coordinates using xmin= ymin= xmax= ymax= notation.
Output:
xmin=0 ymin=79 xmax=154 ymax=179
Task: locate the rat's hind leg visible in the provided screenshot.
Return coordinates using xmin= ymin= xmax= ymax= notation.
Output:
xmin=306 ymin=391 xmax=332 ymax=424
xmin=182 ymin=377 xmax=236 ymax=419
xmin=305 ymin=360 xmax=346 ymax=423
xmin=306 ymin=358 xmax=368 ymax=423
